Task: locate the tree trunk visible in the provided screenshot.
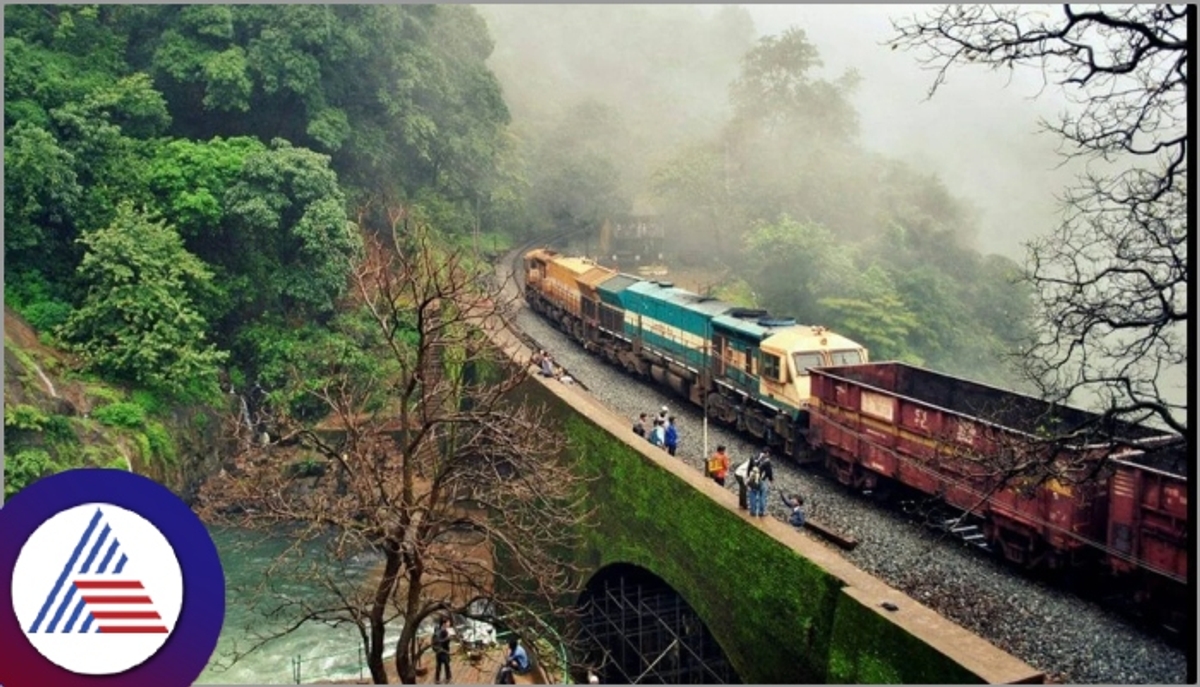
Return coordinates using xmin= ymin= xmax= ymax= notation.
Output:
xmin=394 ymin=565 xmax=426 ymax=684
xmin=369 ymin=549 xmax=402 ymax=684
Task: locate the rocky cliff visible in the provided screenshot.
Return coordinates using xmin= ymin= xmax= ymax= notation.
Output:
xmin=4 ymin=307 xmax=228 ymax=502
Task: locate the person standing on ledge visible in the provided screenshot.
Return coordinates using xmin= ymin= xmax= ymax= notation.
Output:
xmin=733 ymin=456 xmax=750 ymax=510
xmin=664 ymin=416 xmax=680 ymax=456
xmin=706 ymin=445 xmax=730 ymax=487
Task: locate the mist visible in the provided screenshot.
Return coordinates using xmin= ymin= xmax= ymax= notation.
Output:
xmin=476 ymin=4 xmax=1185 ymax=414
xmin=479 ymin=4 xmax=1080 ymax=262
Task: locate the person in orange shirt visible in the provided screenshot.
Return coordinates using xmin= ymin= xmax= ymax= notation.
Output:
xmin=706 ymin=445 xmax=731 ymax=487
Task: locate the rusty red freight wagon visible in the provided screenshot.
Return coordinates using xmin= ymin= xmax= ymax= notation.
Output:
xmin=805 ymin=362 xmax=1182 ymax=576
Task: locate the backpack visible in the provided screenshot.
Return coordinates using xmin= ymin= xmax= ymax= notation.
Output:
xmin=746 ymin=464 xmax=763 ymax=488
xmin=705 ymin=455 xmax=721 ymax=476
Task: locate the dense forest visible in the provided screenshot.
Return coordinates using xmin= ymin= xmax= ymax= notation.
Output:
xmin=5 ymin=5 xmax=1033 ymax=496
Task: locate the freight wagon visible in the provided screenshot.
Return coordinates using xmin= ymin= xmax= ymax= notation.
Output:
xmin=524 ymin=248 xmax=868 ymax=459
xmin=807 ymin=361 xmax=1187 ymax=622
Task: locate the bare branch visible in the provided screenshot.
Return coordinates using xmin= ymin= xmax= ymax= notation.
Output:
xmin=890 ymin=5 xmax=1189 ymax=437
xmin=197 ymin=219 xmax=594 ymax=683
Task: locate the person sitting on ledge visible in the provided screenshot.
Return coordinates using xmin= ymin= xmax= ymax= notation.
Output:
xmin=496 ymin=636 xmax=530 ymax=684
xmin=781 ymin=492 xmax=806 ymax=527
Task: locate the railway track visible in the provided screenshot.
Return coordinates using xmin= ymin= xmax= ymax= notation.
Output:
xmin=491 ymin=241 xmax=1188 ymax=683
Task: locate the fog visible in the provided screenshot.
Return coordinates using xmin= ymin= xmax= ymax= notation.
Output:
xmin=739 ymin=5 xmax=1079 ymax=260
xmin=480 ymin=4 xmax=1083 ymax=261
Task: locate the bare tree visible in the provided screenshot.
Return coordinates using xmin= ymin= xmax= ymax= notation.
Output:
xmin=888 ymin=5 xmax=1189 ymax=436
xmin=198 ymin=215 xmax=592 ymax=684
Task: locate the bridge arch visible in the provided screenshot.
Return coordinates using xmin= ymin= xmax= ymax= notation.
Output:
xmin=577 ymin=563 xmax=740 ymax=684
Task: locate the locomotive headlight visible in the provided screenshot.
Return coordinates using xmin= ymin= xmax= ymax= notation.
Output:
xmin=635 ymin=254 xmax=641 ymax=261
xmin=658 ymin=253 xmax=663 ymax=260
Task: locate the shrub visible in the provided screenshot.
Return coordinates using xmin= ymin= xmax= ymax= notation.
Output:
xmin=92 ymin=402 xmax=146 ymax=429
xmin=23 ymin=300 xmax=73 ymax=333
xmin=131 ymin=389 xmax=164 ymax=416
xmin=144 ymin=421 xmax=177 ymax=464
xmin=5 ymin=404 xmax=50 ymax=431
xmin=5 ymin=448 xmax=55 ymax=498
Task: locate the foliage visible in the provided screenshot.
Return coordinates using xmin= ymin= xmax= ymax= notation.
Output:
xmin=222 ymin=138 xmax=361 ymax=321
xmin=93 ymin=402 xmax=146 ymax=429
xmin=5 ymin=448 xmax=56 ymax=499
xmin=57 ymin=201 xmax=227 ymax=401
xmin=5 ymin=404 xmax=52 ymax=432
xmin=130 ymin=389 xmax=165 ymax=416
xmin=6 ymin=4 xmax=521 ymax=401
xmin=144 ymin=422 xmax=177 ymax=465
xmin=820 ymin=266 xmax=921 ymax=364
xmin=889 ymin=4 xmax=1188 ymax=434
xmin=729 ymin=27 xmax=861 ymax=142
xmin=741 ymin=213 xmax=1031 ymax=380
xmin=198 ymin=228 xmax=589 ymax=685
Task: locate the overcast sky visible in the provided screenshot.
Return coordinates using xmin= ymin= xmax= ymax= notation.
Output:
xmin=733 ymin=4 xmax=1080 ymax=260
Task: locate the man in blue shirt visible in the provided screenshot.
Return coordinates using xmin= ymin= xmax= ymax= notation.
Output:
xmin=664 ymin=416 xmax=679 ymax=456
xmin=497 ymin=636 xmax=530 ymax=684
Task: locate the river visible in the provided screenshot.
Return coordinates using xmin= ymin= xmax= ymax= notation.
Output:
xmin=197 ymin=528 xmax=403 ymax=685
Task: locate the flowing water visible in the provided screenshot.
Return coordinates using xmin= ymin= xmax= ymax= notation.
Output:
xmin=198 ymin=528 xmax=402 ymax=685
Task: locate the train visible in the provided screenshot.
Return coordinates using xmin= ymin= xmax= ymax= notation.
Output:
xmin=522 ymin=247 xmax=1189 ymax=629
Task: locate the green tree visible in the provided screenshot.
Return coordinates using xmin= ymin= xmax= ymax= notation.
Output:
xmin=222 ymin=138 xmax=361 ymax=322
xmin=4 ymin=121 xmax=81 ymax=256
xmin=742 ymin=215 xmax=854 ymax=321
xmin=729 ymin=27 xmax=861 ymax=141
xmin=58 ymin=202 xmax=226 ymax=400
xmin=820 ymin=266 xmax=921 ymax=364
xmin=145 ymin=135 xmax=266 ymax=254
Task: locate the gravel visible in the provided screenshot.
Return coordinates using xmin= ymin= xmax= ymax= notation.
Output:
xmin=502 ymin=261 xmax=1189 ymax=684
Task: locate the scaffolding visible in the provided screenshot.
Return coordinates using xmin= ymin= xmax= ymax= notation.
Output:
xmin=578 ymin=574 xmax=739 ymax=684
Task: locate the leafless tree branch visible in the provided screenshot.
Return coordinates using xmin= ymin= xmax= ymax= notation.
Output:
xmin=889 ymin=5 xmax=1189 ymax=437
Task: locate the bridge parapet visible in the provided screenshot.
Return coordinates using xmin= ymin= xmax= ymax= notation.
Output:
xmin=484 ymin=288 xmax=1044 ymax=685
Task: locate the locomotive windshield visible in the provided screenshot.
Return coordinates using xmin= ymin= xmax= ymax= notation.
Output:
xmin=829 ymin=349 xmax=864 ymax=366
xmin=793 ymin=352 xmax=824 ymax=375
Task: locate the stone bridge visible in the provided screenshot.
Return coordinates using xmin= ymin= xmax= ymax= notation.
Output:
xmin=483 ymin=280 xmax=1044 ymax=684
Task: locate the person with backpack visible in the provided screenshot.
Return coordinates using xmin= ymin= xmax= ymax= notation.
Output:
xmin=706 ymin=445 xmax=730 ymax=486
xmin=632 ymin=413 xmax=648 ymax=439
xmin=747 ymin=447 xmax=775 ymax=517
xmin=733 ymin=456 xmax=750 ymax=510
xmin=433 ymin=616 xmax=455 ymax=683
xmin=664 ymin=416 xmax=679 ymax=456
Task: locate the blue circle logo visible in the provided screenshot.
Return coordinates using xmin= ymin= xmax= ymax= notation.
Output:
xmin=0 ymin=469 xmax=225 ymax=687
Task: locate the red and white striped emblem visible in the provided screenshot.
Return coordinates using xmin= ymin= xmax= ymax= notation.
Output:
xmin=12 ymin=504 xmax=184 ymax=675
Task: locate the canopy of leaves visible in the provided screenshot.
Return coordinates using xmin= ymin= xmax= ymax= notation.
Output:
xmin=5 ymin=4 xmax=516 ymax=396
xmin=57 ymin=202 xmax=227 ymax=400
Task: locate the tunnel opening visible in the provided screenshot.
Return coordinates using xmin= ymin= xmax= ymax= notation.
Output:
xmin=575 ymin=563 xmax=740 ymax=684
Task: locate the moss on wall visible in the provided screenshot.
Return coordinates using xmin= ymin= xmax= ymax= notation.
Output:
xmin=828 ymin=594 xmax=979 ymax=684
xmin=511 ymin=378 xmax=988 ymax=684
xmin=564 ymin=414 xmax=839 ymax=683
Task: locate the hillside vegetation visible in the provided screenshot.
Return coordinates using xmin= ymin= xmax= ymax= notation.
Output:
xmin=6 ymin=6 xmax=1037 ymax=496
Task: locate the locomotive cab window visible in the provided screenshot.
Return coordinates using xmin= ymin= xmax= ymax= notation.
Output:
xmin=793 ymin=352 xmax=824 ymax=376
xmin=762 ymin=352 xmax=783 ymax=382
xmin=830 ymin=349 xmax=863 ymax=365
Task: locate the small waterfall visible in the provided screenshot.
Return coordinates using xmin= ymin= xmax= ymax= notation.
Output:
xmin=238 ymin=394 xmax=254 ymax=433
xmin=32 ymin=362 xmax=58 ymax=398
